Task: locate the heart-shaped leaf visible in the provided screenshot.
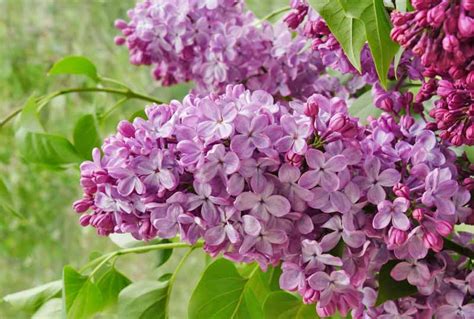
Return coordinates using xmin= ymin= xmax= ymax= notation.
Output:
xmin=339 ymin=0 xmax=400 ymax=88
xmin=375 ymin=260 xmax=417 ymax=306
xmin=96 ymin=267 xmax=131 ymax=308
xmin=21 ymin=132 xmax=82 ymax=165
xmin=349 ymin=90 xmax=382 ymax=124
xmin=3 ymin=280 xmax=62 ymax=313
xmin=308 ymin=0 xmax=366 ymax=72
xmin=32 ymin=298 xmax=63 ymax=319
xmin=73 ymin=114 xmax=101 ymax=160
xmin=263 ymin=291 xmax=316 ymax=319
xmin=189 ymin=259 xmax=279 ymax=319
xmin=117 ymin=281 xmax=169 ymax=319
xmin=63 ymin=266 xmax=103 ymax=319
xmin=49 ymin=56 xmax=99 ymax=82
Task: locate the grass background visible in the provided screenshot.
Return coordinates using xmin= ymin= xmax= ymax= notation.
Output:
xmin=0 ymin=0 xmax=287 ymax=317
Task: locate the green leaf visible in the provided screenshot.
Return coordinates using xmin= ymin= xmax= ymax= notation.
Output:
xmin=349 ymin=90 xmax=382 ymax=124
xmin=263 ymin=292 xmax=316 ymax=319
xmin=96 ymin=267 xmax=131 ymax=308
xmin=189 ymin=259 xmax=278 ymax=319
xmin=376 ymin=260 xmax=417 ymax=306
xmin=465 ymin=146 xmax=474 ymax=164
xmin=339 ymin=0 xmax=400 ymax=88
xmin=156 ymin=239 xmax=173 ymax=267
xmin=21 ymin=132 xmax=82 ymax=165
xmin=63 ymin=266 xmax=103 ymax=319
xmin=15 ymin=96 xmax=82 ymax=166
xmin=73 ymin=114 xmax=101 ymax=160
xmin=455 ymin=224 xmax=474 ymax=234
xmin=129 ymin=109 xmax=147 ymax=121
xmin=393 ymin=47 xmax=404 ymax=79
xmin=308 ymin=0 xmax=366 ymax=72
xmin=3 ymin=280 xmax=62 ymax=313
xmin=32 ymin=298 xmax=63 ymax=319
xmin=117 ymin=281 xmax=168 ymax=319
xmin=48 ymin=56 xmax=99 ymax=81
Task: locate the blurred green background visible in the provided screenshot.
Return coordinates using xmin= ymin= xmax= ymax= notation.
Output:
xmin=0 ymin=0 xmax=286 ymax=317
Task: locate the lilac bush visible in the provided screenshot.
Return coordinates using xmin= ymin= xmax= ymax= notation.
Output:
xmin=4 ymin=0 xmax=472 ymax=318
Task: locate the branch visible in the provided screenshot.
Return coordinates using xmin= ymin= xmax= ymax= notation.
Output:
xmin=0 ymin=87 xmax=164 ymax=128
xmin=80 ymin=240 xmax=203 ymax=274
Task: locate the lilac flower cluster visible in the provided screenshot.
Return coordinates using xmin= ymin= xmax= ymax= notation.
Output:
xmin=391 ymin=0 xmax=474 ymax=145
xmin=285 ymin=1 xmax=428 ymax=119
xmin=114 ymin=0 xmax=357 ymax=100
xmin=74 ymin=85 xmax=473 ymax=318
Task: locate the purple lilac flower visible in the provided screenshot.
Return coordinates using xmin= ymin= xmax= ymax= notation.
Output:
xmin=74 ymin=83 xmax=473 ymax=318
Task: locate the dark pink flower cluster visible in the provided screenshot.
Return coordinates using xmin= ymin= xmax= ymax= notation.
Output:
xmin=74 ymin=85 xmax=473 ymax=317
xmin=114 ymin=0 xmax=356 ymax=100
xmin=391 ymin=0 xmax=474 ymax=145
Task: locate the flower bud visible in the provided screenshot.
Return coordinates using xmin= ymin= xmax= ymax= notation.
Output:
xmin=328 ymin=113 xmax=347 ymax=131
xmin=435 ymin=220 xmax=453 ymax=237
xmin=380 ymin=98 xmax=394 ymax=112
xmin=427 ymin=4 xmax=446 ymax=27
xmin=463 ymin=177 xmax=474 ymax=191
xmin=114 ymin=36 xmax=126 ymax=46
xmin=423 ymin=231 xmax=443 ymax=252
xmin=79 ymin=214 xmax=92 ymax=226
xmin=388 ymin=227 xmax=408 ymax=246
xmin=412 ymin=0 xmax=432 ymax=10
xmin=400 ymin=115 xmax=415 ymax=130
xmin=114 ymin=19 xmax=128 ymax=30
xmin=458 ymin=12 xmax=474 ymax=38
xmin=285 ymin=150 xmax=304 ymax=167
xmin=442 ymin=35 xmax=459 ymax=52
xmin=118 ymin=120 xmax=136 ymax=138
xmin=304 ymin=100 xmax=319 ymax=117
xmin=466 ymin=71 xmax=474 ymax=89
xmin=466 ymin=125 xmax=474 ymax=141
xmin=73 ymin=198 xmax=92 ymax=213
xmin=412 ymin=208 xmax=425 ymax=221
xmin=393 ymin=183 xmax=410 ymax=199
xmin=462 ymin=0 xmax=474 ymax=11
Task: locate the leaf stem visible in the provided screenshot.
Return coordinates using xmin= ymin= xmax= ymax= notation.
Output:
xmin=99 ymin=97 xmax=129 ymax=120
xmin=443 ymin=238 xmax=474 ymax=259
xmin=0 ymin=87 xmax=164 ymax=128
xmin=165 ymin=248 xmax=196 ymax=318
xmin=0 ymin=108 xmax=22 ymax=128
xmin=255 ymin=6 xmax=291 ymax=25
xmin=80 ymin=241 xmax=203 ymax=274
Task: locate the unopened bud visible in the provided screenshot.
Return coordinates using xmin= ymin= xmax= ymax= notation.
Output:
xmin=412 ymin=208 xmax=425 ymax=221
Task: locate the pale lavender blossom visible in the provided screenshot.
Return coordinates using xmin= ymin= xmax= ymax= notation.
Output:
xmin=373 ymin=198 xmax=411 ymax=231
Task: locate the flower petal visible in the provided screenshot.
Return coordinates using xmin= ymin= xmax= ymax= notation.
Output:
xmin=265 ymin=195 xmax=291 ymax=217
xmin=372 ymin=211 xmax=391 ymax=229
xmin=377 ymin=169 xmax=401 ymax=187
xmin=234 ymin=192 xmax=260 ymax=211
xmin=390 ymin=262 xmax=411 ymax=281
xmin=324 ymin=155 xmax=348 ymax=172
xmin=367 ymin=184 xmax=386 ymax=204
xmin=242 ymin=215 xmax=261 ymax=236
xmin=308 ymin=272 xmax=330 ymax=291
